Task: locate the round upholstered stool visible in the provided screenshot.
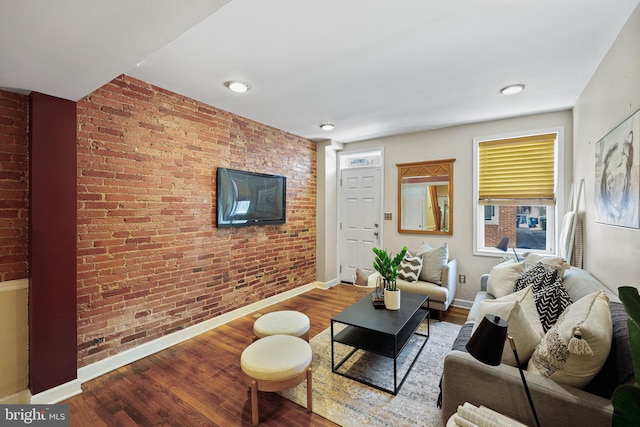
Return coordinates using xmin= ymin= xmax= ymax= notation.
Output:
xmin=240 ymin=334 xmax=313 ymax=426
xmin=253 ymin=310 xmax=310 ymax=341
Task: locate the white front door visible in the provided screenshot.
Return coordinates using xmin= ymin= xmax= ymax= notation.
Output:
xmin=339 ymin=166 xmax=382 ymax=283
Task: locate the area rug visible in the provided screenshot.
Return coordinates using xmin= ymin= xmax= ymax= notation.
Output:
xmin=278 ymin=320 xmax=461 ymax=427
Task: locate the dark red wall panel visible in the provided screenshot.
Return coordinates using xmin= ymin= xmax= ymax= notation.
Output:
xmin=29 ymin=92 xmax=77 ymax=394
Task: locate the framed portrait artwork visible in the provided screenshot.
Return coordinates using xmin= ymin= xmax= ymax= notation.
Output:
xmin=594 ymin=108 xmax=640 ymax=229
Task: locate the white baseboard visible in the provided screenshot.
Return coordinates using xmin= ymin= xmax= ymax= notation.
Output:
xmin=452 ymin=298 xmax=474 ymax=309
xmin=31 ymin=380 xmax=81 ymax=404
xmin=320 ymin=278 xmax=339 ymax=288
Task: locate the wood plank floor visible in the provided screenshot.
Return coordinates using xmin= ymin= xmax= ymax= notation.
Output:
xmin=64 ymin=285 xmax=468 ymax=426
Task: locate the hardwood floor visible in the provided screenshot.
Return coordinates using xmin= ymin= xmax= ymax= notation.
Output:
xmin=64 ymin=285 xmax=468 ymax=426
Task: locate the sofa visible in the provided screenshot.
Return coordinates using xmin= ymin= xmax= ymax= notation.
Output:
xmin=441 ymin=265 xmax=633 ymax=427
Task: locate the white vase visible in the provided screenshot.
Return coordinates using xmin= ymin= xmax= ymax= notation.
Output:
xmin=384 ymin=289 xmax=401 ymax=310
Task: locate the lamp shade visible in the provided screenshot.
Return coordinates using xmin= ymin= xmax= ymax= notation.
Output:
xmin=495 ymin=237 xmax=510 ymax=252
xmin=466 ymin=314 xmax=508 ymax=366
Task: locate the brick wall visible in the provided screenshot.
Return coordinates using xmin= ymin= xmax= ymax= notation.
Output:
xmin=76 ymin=75 xmax=316 ymax=366
xmin=485 ymin=205 xmax=517 ymax=248
xmin=0 ymin=90 xmax=29 ymax=282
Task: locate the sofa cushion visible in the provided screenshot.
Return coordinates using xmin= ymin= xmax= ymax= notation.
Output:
xmin=514 ymin=262 xmax=572 ymax=332
xmin=395 ymin=277 xmax=448 ymax=303
xmin=417 ymin=243 xmax=448 ymax=284
xmin=474 ymin=294 xmax=543 ymax=366
xmin=397 ymin=252 xmax=423 ymax=282
xmin=487 ymin=260 xmax=526 ymax=298
xmin=562 ymin=267 xmax=620 ymax=303
xmin=527 ymin=290 xmax=613 ymax=388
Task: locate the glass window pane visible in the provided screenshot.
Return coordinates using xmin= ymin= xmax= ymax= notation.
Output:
xmin=484 ymin=205 xmax=548 ymax=251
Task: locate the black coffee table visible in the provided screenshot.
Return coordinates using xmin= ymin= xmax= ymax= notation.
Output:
xmin=330 ymin=291 xmax=430 ymax=395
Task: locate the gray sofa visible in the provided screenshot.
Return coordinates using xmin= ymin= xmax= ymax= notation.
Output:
xmin=368 ymin=259 xmax=457 ymax=313
xmin=441 ymin=267 xmax=633 ymax=427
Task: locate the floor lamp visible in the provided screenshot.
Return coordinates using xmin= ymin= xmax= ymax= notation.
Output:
xmin=495 ymin=236 xmax=520 ymax=262
xmin=466 ymin=314 xmax=541 ymax=427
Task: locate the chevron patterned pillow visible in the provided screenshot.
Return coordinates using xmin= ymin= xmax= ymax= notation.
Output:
xmin=397 ymin=252 xmax=423 ymax=282
xmin=513 ymin=262 xmax=572 ymax=332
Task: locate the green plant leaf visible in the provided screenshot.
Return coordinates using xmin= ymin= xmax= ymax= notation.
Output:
xmin=619 ymin=287 xmax=640 ymax=381
xmin=612 ymin=384 xmax=640 ymax=427
xmin=372 ymin=246 xmax=407 ymax=284
xmin=612 ymin=287 xmax=640 ymax=427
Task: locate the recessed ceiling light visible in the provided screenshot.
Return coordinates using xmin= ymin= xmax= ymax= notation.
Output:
xmin=225 ymin=81 xmax=250 ymax=93
xmin=500 ymin=84 xmax=525 ymax=95
xmin=320 ymin=123 xmax=335 ymax=131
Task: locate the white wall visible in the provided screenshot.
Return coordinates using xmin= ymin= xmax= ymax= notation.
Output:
xmin=334 ymin=111 xmax=573 ymax=304
xmin=573 ymin=4 xmax=640 ymax=292
xmin=316 ymin=141 xmax=339 ymax=286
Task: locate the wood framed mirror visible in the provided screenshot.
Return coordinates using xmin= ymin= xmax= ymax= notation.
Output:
xmin=397 ymin=159 xmax=455 ymax=235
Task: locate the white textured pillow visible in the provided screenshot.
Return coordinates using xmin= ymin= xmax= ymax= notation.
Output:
xmin=487 ymin=260 xmax=526 ymax=298
xmin=474 ymin=295 xmax=543 ymax=366
xmin=417 ymin=243 xmax=448 ymax=284
xmin=499 ymin=286 xmax=545 ymax=335
xmin=527 ymin=290 xmax=612 ymax=388
xmin=414 ymin=241 xmax=432 ymax=255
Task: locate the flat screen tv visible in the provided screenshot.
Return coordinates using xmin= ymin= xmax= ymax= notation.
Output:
xmin=216 ymin=168 xmax=286 ymax=227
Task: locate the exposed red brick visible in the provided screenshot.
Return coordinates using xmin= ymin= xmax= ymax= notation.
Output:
xmin=0 ymin=90 xmax=28 ymax=281
xmin=76 ymin=75 xmax=316 ymax=366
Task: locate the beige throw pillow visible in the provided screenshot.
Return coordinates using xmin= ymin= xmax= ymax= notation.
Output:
xmin=527 ymin=290 xmax=612 ymax=388
xmin=523 ymin=253 xmax=571 ymax=278
xmin=474 ymin=290 xmax=544 ymax=366
xmin=500 ymin=286 xmax=545 ymax=334
xmin=355 ymin=268 xmax=369 ymax=286
xmin=487 ymin=260 xmax=526 ymax=298
xmin=416 ymin=243 xmax=448 ymax=284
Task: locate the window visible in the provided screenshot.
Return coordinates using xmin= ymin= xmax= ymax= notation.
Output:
xmin=473 ymin=128 xmax=564 ymax=257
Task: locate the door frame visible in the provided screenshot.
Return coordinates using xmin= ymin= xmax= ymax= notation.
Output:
xmin=336 ymin=148 xmax=385 ymax=283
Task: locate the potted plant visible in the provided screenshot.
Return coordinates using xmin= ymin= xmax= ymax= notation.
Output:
xmin=372 ymin=246 xmax=407 ymax=310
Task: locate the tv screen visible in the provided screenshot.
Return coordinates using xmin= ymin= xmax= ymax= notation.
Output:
xmin=216 ymin=168 xmax=286 ymax=227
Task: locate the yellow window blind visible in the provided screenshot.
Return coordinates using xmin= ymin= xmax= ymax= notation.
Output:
xmin=478 ymin=133 xmax=556 ymax=205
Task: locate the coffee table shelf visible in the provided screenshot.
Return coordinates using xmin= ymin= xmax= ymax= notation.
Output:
xmin=333 ymin=309 xmax=427 ymax=357
xmin=331 ymin=292 xmax=430 ymax=395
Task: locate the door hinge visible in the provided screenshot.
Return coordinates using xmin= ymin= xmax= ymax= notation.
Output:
xmin=339 ymin=265 xmax=342 ymax=273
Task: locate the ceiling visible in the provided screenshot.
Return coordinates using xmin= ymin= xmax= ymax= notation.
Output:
xmin=2 ymin=0 xmax=639 ymax=143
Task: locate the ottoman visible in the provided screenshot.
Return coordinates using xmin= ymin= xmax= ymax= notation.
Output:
xmin=253 ymin=310 xmax=310 ymax=341
xmin=240 ymin=334 xmax=313 ymax=425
